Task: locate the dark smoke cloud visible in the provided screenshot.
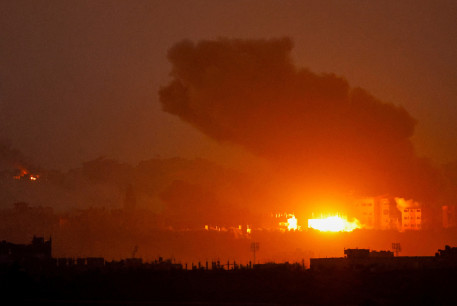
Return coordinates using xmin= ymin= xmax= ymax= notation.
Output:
xmin=159 ymin=38 xmax=440 ymax=202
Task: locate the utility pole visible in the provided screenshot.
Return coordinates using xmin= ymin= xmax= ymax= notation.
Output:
xmin=250 ymin=242 xmax=259 ymax=265
xmin=392 ymin=242 xmax=402 ymax=256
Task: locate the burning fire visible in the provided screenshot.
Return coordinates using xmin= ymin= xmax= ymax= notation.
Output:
xmin=278 ymin=213 xmax=300 ymax=231
xmin=13 ymin=167 xmax=39 ymax=181
xmin=287 ymin=215 xmax=298 ymax=231
xmin=308 ymin=214 xmax=360 ymax=232
xmin=13 ymin=168 xmax=29 ymax=180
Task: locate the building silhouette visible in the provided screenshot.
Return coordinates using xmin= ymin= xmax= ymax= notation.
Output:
xmin=0 ymin=236 xmax=52 ymax=264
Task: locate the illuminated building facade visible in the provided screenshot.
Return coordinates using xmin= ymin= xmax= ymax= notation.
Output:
xmin=354 ymin=196 xmax=399 ymax=230
xmin=354 ymin=198 xmax=375 ymax=229
xmin=401 ymin=208 xmax=422 ymax=231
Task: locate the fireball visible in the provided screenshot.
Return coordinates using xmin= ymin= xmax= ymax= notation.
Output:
xmin=308 ymin=214 xmax=360 ymax=232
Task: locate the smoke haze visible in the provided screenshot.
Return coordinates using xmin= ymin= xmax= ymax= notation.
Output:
xmin=2 ymin=1 xmax=457 ymax=268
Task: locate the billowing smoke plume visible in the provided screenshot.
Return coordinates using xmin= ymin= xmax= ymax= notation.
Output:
xmin=160 ymin=38 xmax=440 ymax=203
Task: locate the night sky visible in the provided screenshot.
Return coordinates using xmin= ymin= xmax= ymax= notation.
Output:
xmin=1 ymin=0 xmax=456 ymax=170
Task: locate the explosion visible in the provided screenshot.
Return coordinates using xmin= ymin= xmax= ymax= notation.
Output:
xmin=308 ymin=214 xmax=361 ymax=232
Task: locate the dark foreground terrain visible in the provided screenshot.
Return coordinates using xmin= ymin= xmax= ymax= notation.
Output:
xmin=2 ymin=265 xmax=457 ymax=305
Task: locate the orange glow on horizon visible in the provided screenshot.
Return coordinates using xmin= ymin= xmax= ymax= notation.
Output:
xmin=308 ymin=214 xmax=360 ymax=232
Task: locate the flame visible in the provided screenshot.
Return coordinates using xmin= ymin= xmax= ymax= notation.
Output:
xmin=278 ymin=213 xmax=301 ymax=231
xmin=13 ymin=168 xmax=28 ymax=180
xmin=13 ymin=167 xmax=39 ymax=181
xmin=308 ymin=214 xmax=360 ymax=232
xmin=287 ymin=215 xmax=298 ymax=231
